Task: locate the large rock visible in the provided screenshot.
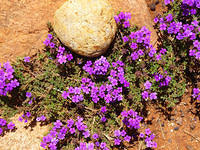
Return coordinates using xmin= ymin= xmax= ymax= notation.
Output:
xmin=108 ymin=0 xmax=158 ymax=45
xmin=0 ymin=0 xmax=66 ymax=63
xmin=53 ymin=0 xmax=117 ymax=57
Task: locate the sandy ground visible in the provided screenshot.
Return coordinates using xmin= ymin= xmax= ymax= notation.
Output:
xmin=0 ymin=113 xmax=50 ymax=150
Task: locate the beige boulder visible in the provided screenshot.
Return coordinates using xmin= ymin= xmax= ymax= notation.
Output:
xmin=53 ymin=0 xmax=117 ymax=57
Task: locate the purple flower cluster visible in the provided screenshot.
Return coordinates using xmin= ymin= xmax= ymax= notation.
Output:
xmin=75 ymin=142 xmax=109 ymax=150
xmin=114 ymin=12 xmax=131 ymax=28
xmin=0 ymin=118 xmax=15 ymax=135
xmin=164 ymin=0 xmax=174 ymax=5
xmin=24 ymin=56 xmax=30 ymax=63
xmin=113 ymin=129 xmax=131 ymax=146
xmin=83 ymin=56 xmax=110 ymax=76
xmin=155 ymin=1 xmax=200 ymax=60
xmin=129 ymin=27 xmax=155 ymax=60
xmin=121 ymin=109 xmax=143 ymax=129
xmin=62 ymin=86 xmax=84 ymax=103
xmin=43 ymin=34 xmax=55 ymax=48
xmin=139 ymin=128 xmax=157 ymax=148
xmin=182 ymin=0 xmax=200 ymax=16
xmin=57 ymin=46 xmax=73 ymax=64
xmin=43 ymin=34 xmax=73 ymax=64
xmin=121 ymin=25 xmax=166 ymax=62
xmin=63 ymin=60 xmax=129 ymax=104
xmin=100 ymin=106 xmax=107 ymax=123
xmin=36 ymin=115 xmax=46 ymax=122
xmin=192 ymin=88 xmax=200 ymax=100
xmin=75 ymin=132 xmax=110 ymax=150
xmin=142 ymin=80 xmax=157 ymax=100
xmin=0 ymin=62 xmax=19 ymax=96
xmin=152 ymin=71 xmax=172 ymax=87
xmin=41 ymin=117 xmax=88 ymax=150
xmin=18 ymin=112 xmax=32 ymax=123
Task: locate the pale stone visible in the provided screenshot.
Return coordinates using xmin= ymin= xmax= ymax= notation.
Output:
xmin=53 ymin=0 xmax=117 ymax=57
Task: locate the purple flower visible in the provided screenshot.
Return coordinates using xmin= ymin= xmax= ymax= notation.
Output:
xmin=95 ymin=141 xmax=100 ymax=147
xmin=154 ymin=17 xmax=159 ymax=23
xmin=193 ymin=88 xmax=200 ymax=95
xmin=18 ymin=117 xmax=23 ymax=122
xmin=36 ymin=117 xmax=41 ymax=122
xmin=114 ymin=130 xmax=121 ymax=137
xmin=125 ymin=12 xmax=131 ymax=20
xmin=196 ymin=52 xmax=200 ymax=59
xmin=160 ymin=23 xmax=167 ymax=30
xmin=139 ymin=133 xmax=145 ymax=138
xmin=118 ymin=12 xmax=125 ymax=20
xmin=123 ymin=36 xmax=129 ymax=43
xmin=26 ymin=92 xmax=32 ymax=98
xmin=121 ymin=110 xmax=128 ymax=117
xmin=131 ymin=52 xmax=139 ymax=60
xmin=92 ymin=133 xmax=99 ymax=140
xmin=144 ymin=81 xmax=152 ymax=90
xmin=191 ymin=20 xmax=199 ymax=27
xmin=101 ymin=106 xmax=107 ymax=113
xmin=114 ymin=138 xmax=121 ymax=145
xmin=48 ymin=34 xmax=53 ymax=40
xmin=28 ymin=100 xmax=32 ymax=105
xmin=67 ymin=119 xmax=74 ymax=128
xmin=0 ymin=119 xmax=7 ymax=126
xmin=26 ymin=112 xmax=31 ymax=118
xmin=69 ymin=127 xmax=76 ymax=134
xmin=142 ymin=91 xmax=149 ymax=99
xmin=43 ymin=39 xmax=50 ymax=46
xmin=124 ymin=20 xmax=130 ymax=28
xmin=0 ymin=128 xmax=3 ymax=135
xmin=49 ymin=42 xmax=55 ymax=48
xmin=156 ymin=54 xmax=162 ymax=60
xmin=101 ymin=116 xmax=107 ymax=123
xmin=150 ymin=92 xmax=157 ymax=100
xmin=37 ymin=115 xmax=46 ymax=122
xmin=100 ymin=142 xmax=107 ymax=148
xmin=62 ymin=91 xmax=69 ymax=99
xmin=48 ymin=142 xmax=57 ymax=150
xmin=124 ymin=135 xmax=131 ymax=142
xmin=138 ymin=49 xmax=144 ymax=56
xmin=145 ymin=128 xmax=151 ymax=135
xmin=83 ymin=130 xmax=90 ymax=138
xmin=7 ymin=122 xmax=15 ymax=130
xmin=57 ymin=55 xmax=67 ymax=64
xmin=24 ymin=56 xmax=30 ymax=62
xmin=120 ymin=130 xmax=126 ymax=137
xmin=114 ymin=15 xmax=120 ymax=23
xmin=164 ymin=0 xmax=171 ymax=5
xmin=58 ymin=46 xmax=65 ymax=54
xmin=165 ymin=14 xmax=173 ymax=22
xmin=54 ymin=120 xmax=62 ymax=129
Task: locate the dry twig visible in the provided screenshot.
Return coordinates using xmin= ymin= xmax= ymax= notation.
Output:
xmin=183 ymin=130 xmax=200 ymax=142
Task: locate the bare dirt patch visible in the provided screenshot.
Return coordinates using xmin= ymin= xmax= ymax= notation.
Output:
xmin=0 ymin=113 xmax=50 ymax=150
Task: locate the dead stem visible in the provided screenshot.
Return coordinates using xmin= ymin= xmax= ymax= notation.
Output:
xmin=183 ymin=130 xmax=200 ymax=142
xmin=158 ymin=119 xmax=166 ymax=140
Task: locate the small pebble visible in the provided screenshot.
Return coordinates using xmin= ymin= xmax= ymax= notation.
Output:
xmin=155 ymin=0 xmax=159 ymax=5
xmin=168 ymin=139 xmax=172 ymax=143
xmin=174 ymin=126 xmax=179 ymax=131
xmin=176 ymin=118 xmax=183 ymax=125
xmin=149 ymin=3 xmax=156 ymax=11
xmin=190 ymin=124 xmax=195 ymax=130
xmin=186 ymin=145 xmax=194 ymax=150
